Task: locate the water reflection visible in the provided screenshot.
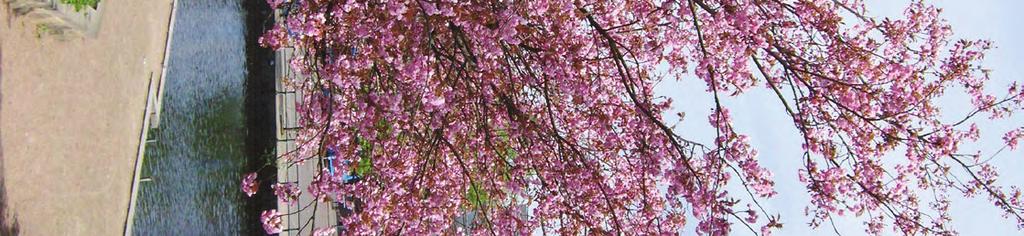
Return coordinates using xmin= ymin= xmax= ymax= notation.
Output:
xmin=133 ymin=0 xmax=251 ymax=234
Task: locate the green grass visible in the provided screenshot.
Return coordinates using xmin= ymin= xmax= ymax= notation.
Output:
xmin=61 ymin=0 xmax=100 ymax=12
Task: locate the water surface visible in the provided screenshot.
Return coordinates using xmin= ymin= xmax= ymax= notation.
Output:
xmin=133 ymin=0 xmax=258 ymax=234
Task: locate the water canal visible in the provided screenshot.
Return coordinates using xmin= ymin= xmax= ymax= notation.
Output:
xmin=131 ymin=0 xmax=276 ymax=234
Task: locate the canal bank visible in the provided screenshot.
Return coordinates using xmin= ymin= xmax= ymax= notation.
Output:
xmin=0 ymin=0 xmax=174 ymax=235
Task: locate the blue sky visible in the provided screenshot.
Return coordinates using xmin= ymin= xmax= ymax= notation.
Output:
xmin=654 ymin=0 xmax=1024 ymax=234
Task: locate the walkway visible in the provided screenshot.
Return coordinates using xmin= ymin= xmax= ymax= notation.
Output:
xmin=0 ymin=0 xmax=173 ymax=235
xmin=274 ymin=41 xmax=339 ymax=235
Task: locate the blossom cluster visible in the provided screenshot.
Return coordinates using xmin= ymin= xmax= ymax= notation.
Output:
xmin=272 ymin=182 xmax=301 ymax=205
xmin=243 ymin=0 xmax=1024 ymax=234
xmin=240 ymin=172 xmax=258 ymax=197
xmin=260 ymin=209 xmax=282 ymax=234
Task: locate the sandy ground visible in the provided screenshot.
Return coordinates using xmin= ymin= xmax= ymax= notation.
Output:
xmin=0 ymin=0 xmax=172 ymax=235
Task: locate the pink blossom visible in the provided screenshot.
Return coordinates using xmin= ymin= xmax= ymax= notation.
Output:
xmin=240 ymin=172 xmax=258 ymax=197
xmin=312 ymin=226 xmax=336 ymax=236
xmin=260 ymin=209 xmax=283 ymax=234
xmin=272 ymin=183 xmax=300 ymax=205
xmin=266 ymin=0 xmax=284 ymax=9
xmin=1005 ymin=128 xmax=1024 ymax=150
xmin=253 ymin=0 xmax=1024 ymax=234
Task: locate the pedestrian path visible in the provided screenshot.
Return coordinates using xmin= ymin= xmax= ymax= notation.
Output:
xmin=274 ymin=36 xmax=338 ymax=236
xmin=0 ymin=0 xmax=175 ymax=235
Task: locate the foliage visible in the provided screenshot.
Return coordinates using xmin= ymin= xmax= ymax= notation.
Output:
xmin=249 ymin=0 xmax=1024 ymax=235
xmin=465 ymin=182 xmax=490 ymax=210
xmin=60 ymin=0 xmax=99 ymax=12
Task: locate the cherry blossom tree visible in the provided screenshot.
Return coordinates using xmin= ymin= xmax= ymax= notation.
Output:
xmin=248 ymin=0 xmax=1024 ymax=235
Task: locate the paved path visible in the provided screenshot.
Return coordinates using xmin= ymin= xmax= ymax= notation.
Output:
xmin=0 ymin=0 xmax=173 ymax=235
xmin=275 ymin=44 xmax=338 ymax=235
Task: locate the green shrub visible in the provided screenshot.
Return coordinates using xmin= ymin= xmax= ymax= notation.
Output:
xmin=61 ymin=0 xmax=100 ymax=12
